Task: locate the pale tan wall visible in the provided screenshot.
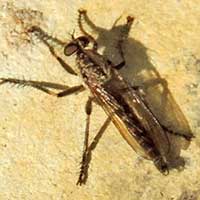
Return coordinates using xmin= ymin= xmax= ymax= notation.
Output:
xmin=0 ymin=1 xmax=200 ymax=199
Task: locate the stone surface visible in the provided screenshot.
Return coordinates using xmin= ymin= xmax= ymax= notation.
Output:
xmin=0 ymin=0 xmax=200 ymax=199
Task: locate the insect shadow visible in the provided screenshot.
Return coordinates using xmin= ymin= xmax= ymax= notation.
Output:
xmin=0 ymin=9 xmax=193 ymax=184
xmin=177 ymin=189 xmax=200 ymax=200
xmin=77 ymin=10 xmax=193 ymax=170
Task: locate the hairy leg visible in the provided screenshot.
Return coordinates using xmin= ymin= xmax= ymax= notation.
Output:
xmin=28 ymin=26 xmax=77 ymax=75
xmin=0 ymin=78 xmax=85 ymax=97
xmin=77 ymin=99 xmax=112 ymax=185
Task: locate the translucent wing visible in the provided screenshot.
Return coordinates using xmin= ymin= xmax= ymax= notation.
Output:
xmin=88 ymin=68 xmax=170 ymax=160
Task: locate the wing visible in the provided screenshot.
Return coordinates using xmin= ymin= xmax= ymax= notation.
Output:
xmin=87 ymin=69 xmax=170 ymax=160
xmin=92 ymin=83 xmax=153 ymax=159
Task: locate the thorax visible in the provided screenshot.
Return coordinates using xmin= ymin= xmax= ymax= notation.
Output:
xmin=76 ymin=49 xmax=113 ymax=86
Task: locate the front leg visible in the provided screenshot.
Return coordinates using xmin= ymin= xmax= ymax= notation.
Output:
xmin=28 ymin=26 xmax=77 ymax=75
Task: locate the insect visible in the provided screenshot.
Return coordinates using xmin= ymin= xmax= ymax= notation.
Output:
xmin=0 ymin=9 xmax=193 ymax=185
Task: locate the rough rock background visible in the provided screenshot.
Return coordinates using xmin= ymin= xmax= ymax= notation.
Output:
xmin=0 ymin=0 xmax=200 ymax=199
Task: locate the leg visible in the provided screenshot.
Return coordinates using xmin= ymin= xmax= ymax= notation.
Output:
xmin=0 ymin=78 xmax=85 ymax=97
xmin=113 ymin=60 xmax=126 ymax=70
xmin=88 ymin=116 xmax=111 ymax=151
xmin=112 ymin=15 xmax=123 ymax=28
xmin=77 ymin=97 xmax=93 ymax=185
xmin=113 ymin=16 xmax=134 ymax=70
xmin=107 ymin=59 xmax=125 ymax=70
xmin=44 ymin=41 xmax=77 ymax=76
xmin=28 ymin=26 xmax=65 ymax=46
xmin=78 ymin=9 xmax=98 ymax=51
xmin=129 ymin=83 xmax=194 ymax=141
xmin=57 ymin=85 xmax=85 ymax=97
xmin=131 ymin=83 xmax=194 ymax=141
xmin=28 ymin=26 xmax=77 ymax=75
xmin=77 ymin=115 xmax=112 ymax=185
xmin=78 ymin=9 xmax=104 ymax=33
xmin=161 ymin=125 xmax=194 ymax=141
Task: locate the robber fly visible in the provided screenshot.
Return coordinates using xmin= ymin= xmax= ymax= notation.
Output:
xmin=0 ymin=9 xmax=192 ymax=185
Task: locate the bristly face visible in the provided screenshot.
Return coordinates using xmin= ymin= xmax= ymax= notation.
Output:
xmin=64 ymin=35 xmax=113 ymax=85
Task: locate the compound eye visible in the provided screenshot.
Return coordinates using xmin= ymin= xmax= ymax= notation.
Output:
xmin=64 ymin=43 xmax=78 ymax=56
xmin=77 ymin=36 xmax=90 ymax=47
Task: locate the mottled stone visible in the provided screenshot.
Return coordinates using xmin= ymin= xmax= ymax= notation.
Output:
xmin=0 ymin=0 xmax=199 ymax=199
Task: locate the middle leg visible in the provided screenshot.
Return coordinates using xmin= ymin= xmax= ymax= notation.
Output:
xmin=0 ymin=78 xmax=85 ymax=97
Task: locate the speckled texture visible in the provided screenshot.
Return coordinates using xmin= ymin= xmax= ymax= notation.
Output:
xmin=0 ymin=0 xmax=200 ymax=199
